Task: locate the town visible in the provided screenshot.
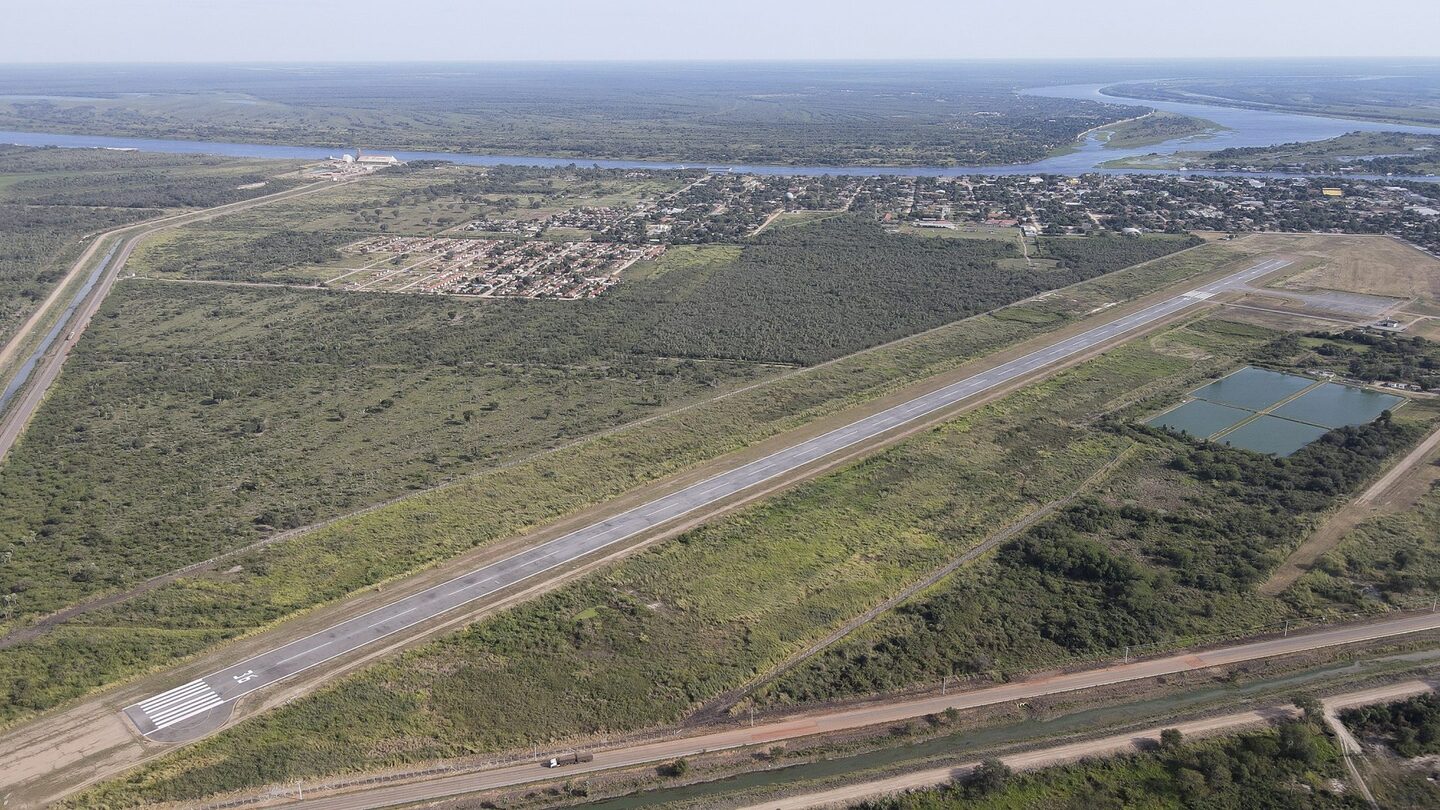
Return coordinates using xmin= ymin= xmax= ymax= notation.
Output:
xmin=333 ymin=235 xmax=663 ymax=298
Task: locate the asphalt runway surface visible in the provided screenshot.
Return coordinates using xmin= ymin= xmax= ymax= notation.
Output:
xmin=123 ymin=256 xmax=1292 ymax=740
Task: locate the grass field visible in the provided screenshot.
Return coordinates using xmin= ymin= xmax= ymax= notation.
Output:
xmin=0 ymin=237 xmax=1257 ymax=728
xmin=1265 ymin=232 xmax=1440 ymax=302
xmin=1288 ymin=473 xmax=1440 ymax=615
xmin=766 ymin=363 xmax=1434 ymax=707
xmin=1097 ymin=111 xmax=1225 ymax=150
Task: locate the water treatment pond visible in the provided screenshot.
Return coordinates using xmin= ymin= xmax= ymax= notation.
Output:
xmin=1146 ymin=399 xmax=1252 ymax=439
xmin=1272 ymin=383 xmax=1403 ymax=429
xmin=1190 ymin=366 xmax=1315 ymax=412
xmin=1216 ymin=415 xmax=1332 ymax=457
xmin=1147 ymin=366 xmax=1407 ymax=456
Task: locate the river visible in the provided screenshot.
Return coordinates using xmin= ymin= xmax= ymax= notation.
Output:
xmin=1 ymin=83 xmax=1438 ymax=179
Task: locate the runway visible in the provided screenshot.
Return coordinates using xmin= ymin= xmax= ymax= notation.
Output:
xmin=123 ymin=256 xmax=1293 ymax=740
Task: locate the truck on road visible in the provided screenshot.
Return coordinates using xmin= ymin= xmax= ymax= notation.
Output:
xmin=543 ymin=752 xmax=594 ymax=768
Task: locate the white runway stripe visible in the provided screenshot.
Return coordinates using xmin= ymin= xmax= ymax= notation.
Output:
xmin=138 ymin=679 xmax=208 ymax=709
xmin=152 ymin=697 xmax=224 ymax=730
xmin=133 ymin=679 xmax=225 ymax=730
xmin=148 ymin=692 xmax=223 ymax=724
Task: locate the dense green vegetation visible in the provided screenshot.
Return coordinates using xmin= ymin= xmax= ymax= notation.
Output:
xmin=1340 ymin=694 xmax=1440 ymax=808
xmin=66 ymin=314 xmax=1286 ymax=804
xmin=857 ymin=721 xmax=1358 ymax=809
xmin=1343 ymin=693 xmax=1440 ymax=758
xmin=0 ymin=203 xmax=146 ymax=348
xmin=142 ymin=228 xmax=357 ymax=281
xmin=0 ymin=63 xmax=1135 ymax=167
xmin=0 ymin=281 xmax=774 ymax=622
xmin=1197 ymin=132 xmax=1440 ymax=176
xmin=1035 ymin=233 xmax=1202 ymax=277
xmin=1253 ymin=330 xmax=1440 ymax=391
xmin=0 ymin=221 xmax=1201 ymax=619
xmin=0 ymin=237 xmax=1254 ymax=730
xmin=136 ymin=214 xmax=1198 ymax=363
xmin=765 ymin=383 xmax=1422 ymax=704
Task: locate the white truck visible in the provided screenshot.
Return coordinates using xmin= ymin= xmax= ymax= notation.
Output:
xmin=543 ymin=752 xmax=594 ymax=768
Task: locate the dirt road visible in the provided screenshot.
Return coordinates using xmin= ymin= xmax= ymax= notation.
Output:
xmin=223 ymin=612 xmax=1440 ymax=810
xmin=737 ymin=680 xmax=1432 ymax=810
xmin=1262 ymin=419 xmax=1440 ymax=596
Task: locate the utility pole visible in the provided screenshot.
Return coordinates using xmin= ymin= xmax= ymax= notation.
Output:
xmin=1123 ymin=645 xmax=1129 ymax=664
xmin=749 ymin=705 xmax=755 ymax=728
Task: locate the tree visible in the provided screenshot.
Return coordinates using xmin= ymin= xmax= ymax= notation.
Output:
xmin=1292 ymin=692 xmax=1324 ymax=724
xmin=1278 ymin=720 xmax=1322 ymax=767
xmin=1174 ymin=767 xmax=1209 ymax=800
xmin=963 ymin=758 xmax=1012 ymax=797
xmin=1159 ymin=727 xmax=1184 ymax=752
xmin=663 ymin=758 xmax=689 ymax=778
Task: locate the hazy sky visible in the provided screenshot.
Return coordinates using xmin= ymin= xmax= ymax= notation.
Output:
xmin=8 ymin=0 xmax=1440 ymax=63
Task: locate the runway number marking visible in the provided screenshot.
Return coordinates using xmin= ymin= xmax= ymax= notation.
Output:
xmin=233 ymin=670 xmax=258 ymax=684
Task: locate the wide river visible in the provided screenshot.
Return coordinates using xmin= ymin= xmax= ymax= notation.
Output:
xmin=2 ymin=83 xmax=1438 ymax=179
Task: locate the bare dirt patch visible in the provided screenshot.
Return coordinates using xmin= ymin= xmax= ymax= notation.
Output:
xmin=1261 ymin=233 xmax=1440 ymax=302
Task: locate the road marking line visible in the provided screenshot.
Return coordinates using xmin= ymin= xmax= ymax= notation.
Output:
xmin=142 ymin=684 xmax=215 ymax=714
xmin=138 ymin=680 xmax=209 ymax=710
xmin=152 ymin=697 xmax=225 ymax=731
xmin=148 ymin=693 xmax=225 ymax=725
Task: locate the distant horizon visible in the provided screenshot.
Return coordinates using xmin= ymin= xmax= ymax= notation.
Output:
xmin=5 ymin=56 xmax=1440 ymax=67
xmin=9 ymin=0 xmax=1439 ymax=63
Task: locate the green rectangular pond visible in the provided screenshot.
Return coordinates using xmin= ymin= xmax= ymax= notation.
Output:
xmin=1271 ymin=382 xmax=1404 ymax=429
xmin=1191 ymin=366 xmax=1315 ymax=411
xmin=1217 ymin=415 xmax=1332 ymax=457
xmin=1147 ymin=365 xmax=1408 ymax=457
xmin=1147 ymin=399 xmax=1252 ymax=439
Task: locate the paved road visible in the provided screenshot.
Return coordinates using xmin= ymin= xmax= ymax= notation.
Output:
xmin=269 ymin=611 xmax=1440 ymax=810
xmin=123 ymin=257 xmax=1291 ymax=739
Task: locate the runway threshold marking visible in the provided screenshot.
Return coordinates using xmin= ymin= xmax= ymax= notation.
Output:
xmin=134 ymin=679 xmax=224 ymax=731
xmin=121 ymin=257 xmax=1291 ymax=739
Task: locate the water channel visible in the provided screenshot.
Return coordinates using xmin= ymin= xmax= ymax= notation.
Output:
xmin=2 ymin=83 xmax=1439 ymax=179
